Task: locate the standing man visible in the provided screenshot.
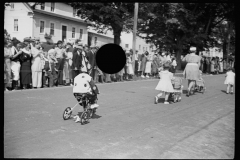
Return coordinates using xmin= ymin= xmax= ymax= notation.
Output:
xmin=134 ymin=50 xmax=139 ymax=76
xmin=55 ymin=40 xmax=65 ymax=86
xmin=87 ymin=45 xmax=96 ymax=80
xmin=72 ymin=42 xmax=83 ymax=84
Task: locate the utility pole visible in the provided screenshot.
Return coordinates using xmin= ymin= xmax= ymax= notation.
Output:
xmin=227 ymin=21 xmax=231 ymax=66
xmin=132 ymin=2 xmax=138 ymax=76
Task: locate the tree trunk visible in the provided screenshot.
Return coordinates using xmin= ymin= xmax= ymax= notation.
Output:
xmin=223 ymin=40 xmax=227 ymax=58
xmin=176 ymin=45 xmax=183 ymax=70
xmin=113 ymin=26 xmax=122 ymax=45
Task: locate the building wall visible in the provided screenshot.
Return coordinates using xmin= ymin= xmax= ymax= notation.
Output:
xmin=33 ymin=12 xmax=88 ymax=44
xmin=120 ymin=32 xmax=153 ymax=54
xmin=88 ymin=32 xmax=114 ymax=47
xmin=200 ymin=47 xmax=223 ymax=58
xmin=35 ymin=3 xmax=74 ymax=17
xmin=4 ymin=3 xmax=33 ymax=42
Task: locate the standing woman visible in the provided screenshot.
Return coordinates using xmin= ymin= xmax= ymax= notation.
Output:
xmin=30 ymin=41 xmax=43 ymax=89
xmin=126 ymin=53 xmax=134 ymax=80
xmin=140 ymin=51 xmax=147 ymax=78
xmin=152 ymin=54 xmax=160 ymax=78
xmin=4 ymin=40 xmax=12 ymax=91
xmin=19 ymin=42 xmax=32 ymax=89
xmin=182 ymin=47 xmax=201 ymax=97
xmin=215 ymin=57 xmax=219 ymax=74
xmin=219 ymin=57 xmax=223 ymax=73
xmin=206 ymin=57 xmax=211 ymax=74
xmin=223 ymin=58 xmax=227 ymax=73
xmin=10 ymin=42 xmax=22 ymax=90
xmin=66 ymin=42 xmax=73 ymax=86
xmin=200 ymin=56 xmax=204 ymax=72
xmin=145 ymin=51 xmax=152 ymax=78
xmin=210 ymin=57 xmax=215 ymax=74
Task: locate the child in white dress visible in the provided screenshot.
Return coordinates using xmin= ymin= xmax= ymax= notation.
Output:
xmin=224 ymin=67 xmax=235 ymax=94
xmin=154 ymin=62 xmax=174 ymax=104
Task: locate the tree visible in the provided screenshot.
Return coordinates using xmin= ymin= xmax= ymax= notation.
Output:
xmin=67 ymin=3 xmax=135 ymax=45
xmin=137 ymin=3 xmax=235 ymax=69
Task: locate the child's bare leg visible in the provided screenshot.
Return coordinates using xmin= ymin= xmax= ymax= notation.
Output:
xmin=155 ymin=91 xmax=163 ymax=104
xmin=164 ymin=92 xmax=170 ymax=104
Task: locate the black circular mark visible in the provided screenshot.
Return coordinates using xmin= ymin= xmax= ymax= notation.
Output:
xmin=96 ymin=44 xmax=126 ymax=74
xmin=84 ymin=84 xmax=87 ymax=87
xmin=82 ymin=76 xmax=85 ymax=78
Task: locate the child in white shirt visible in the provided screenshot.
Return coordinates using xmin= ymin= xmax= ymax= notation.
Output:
xmin=224 ymin=67 xmax=235 ymax=94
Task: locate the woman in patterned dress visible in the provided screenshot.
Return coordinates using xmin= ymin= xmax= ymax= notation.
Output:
xmin=182 ymin=47 xmax=201 ymax=97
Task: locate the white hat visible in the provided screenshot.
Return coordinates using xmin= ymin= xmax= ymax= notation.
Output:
xmin=190 ymin=47 xmax=196 ymax=52
xmin=162 ymin=52 xmax=165 ymax=56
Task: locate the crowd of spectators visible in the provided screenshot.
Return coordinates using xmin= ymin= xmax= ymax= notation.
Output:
xmin=4 ymin=35 xmax=235 ymax=92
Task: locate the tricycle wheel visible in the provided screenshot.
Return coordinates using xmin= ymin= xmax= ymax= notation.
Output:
xmin=63 ymin=107 xmax=72 ymax=120
xmin=80 ymin=111 xmax=89 ymax=125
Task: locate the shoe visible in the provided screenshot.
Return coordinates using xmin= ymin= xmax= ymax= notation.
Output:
xmin=230 ymin=92 xmax=233 ymax=94
xmin=70 ymin=84 xmax=73 ymax=86
xmin=154 ymin=96 xmax=158 ymax=104
xmin=146 ymin=75 xmax=149 ymax=78
xmin=226 ymin=92 xmax=229 ymax=94
xmin=75 ymin=116 xmax=81 ymax=123
xmin=91 ymin=103 xmax=99 ymax=109
xmin=141 ymin=75 xmax=145 ymax=78
xmin=73 ymin=115 xmax=78 ymax=119
xmin=164 ymin=101 xmax=169 ymax=104
xmin=178 ymin=97 xmax=181 ymax=102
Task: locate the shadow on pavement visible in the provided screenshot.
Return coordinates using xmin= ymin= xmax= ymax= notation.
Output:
xmin=182 ymin=90 xmax=188 ymax=94
xmin=221 ymin=90 xmax=227 ymax=94
xmin=92 ymin=114 xmax=102 ymax=119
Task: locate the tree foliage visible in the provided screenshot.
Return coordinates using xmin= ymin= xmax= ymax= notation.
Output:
xmin=67 ymin=2 xmax=135 ymax=45
xmin=137 ymin=3 xmax=235 ymax=69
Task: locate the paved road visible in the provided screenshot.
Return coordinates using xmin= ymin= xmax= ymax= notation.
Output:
xmin=4 ymin=74 xmax=234 ymax=158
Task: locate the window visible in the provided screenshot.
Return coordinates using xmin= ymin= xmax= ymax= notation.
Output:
xmin=143 ymin=47 xmax=145 ymax=51
xmin=50 ymin=23 xmax=54 ymax=35
xmin=10 ymin=3 xmax=14 ymax=9
xmin=139 ymin=45 xmax=141 ymax=50
xmin=40 ymin=21 xmax=45 ymax=33
xmin=50 ymin=2 xmax=55 ymax=12
xmin=72 ymin=27 xmax=75 ymax=38
xmin=14 ymin=19 xmax=18 ymax=31
xmin=40 ymin=3 xmax=45 ymax=10
xmin=79 ymin=29 xmax=83 ymax=40
xmin=125 ymin=44 xmax=129 ymax=48
xmin=94 ymin=37 xmax=97 ymax=45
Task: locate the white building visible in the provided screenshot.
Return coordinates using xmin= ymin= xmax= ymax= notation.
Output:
xmin=200 ymin=47 xmax=223 ymax=58
xmin=4 ymin=2 xmax=88 ymax=44
xmin=5 ymin=2 xmax=156 ymax=52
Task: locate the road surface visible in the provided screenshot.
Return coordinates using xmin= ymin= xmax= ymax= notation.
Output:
xmin=4 ymin=74 xmax=235 ymax=158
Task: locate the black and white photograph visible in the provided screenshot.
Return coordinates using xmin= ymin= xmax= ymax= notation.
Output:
xmin=4 ymin=2 xmax=235 ymax=158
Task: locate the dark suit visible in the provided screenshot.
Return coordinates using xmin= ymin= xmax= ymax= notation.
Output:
xmin=87 ymin=49 xmax=97 ymax=80
xmin=72 ymin=48 xmax=82 ymax=83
